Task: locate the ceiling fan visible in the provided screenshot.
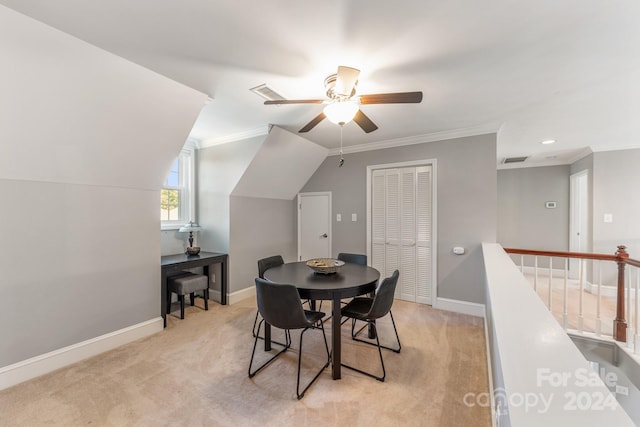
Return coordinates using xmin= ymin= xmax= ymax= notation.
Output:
xmin=264 ymin=66 xmax=423 ymax=133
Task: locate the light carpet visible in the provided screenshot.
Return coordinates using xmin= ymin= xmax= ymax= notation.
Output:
xmin=0 ymin=297 xmax=491 ymax=426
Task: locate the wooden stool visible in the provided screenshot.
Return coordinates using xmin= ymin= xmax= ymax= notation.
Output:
xmin=168 ymin=272 xmax=209 ymax=319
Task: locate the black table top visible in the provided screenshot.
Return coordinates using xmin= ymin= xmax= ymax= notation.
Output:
xmin=161 ymin=251 xmax=227 ymax=267
xmin=263 ymin=261 xmax=380 ymax=300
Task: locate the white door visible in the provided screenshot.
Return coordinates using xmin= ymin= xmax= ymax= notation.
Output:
xmin=370 ymin=165 xmax=433 ymax=304
xmin=569 ymin=171 xmax=588 ymax=279
xmin=298 ymin=192 xmax=331 ymax=261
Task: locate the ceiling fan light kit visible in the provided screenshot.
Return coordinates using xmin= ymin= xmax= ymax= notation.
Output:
xmin=264 ymin=65 xmax=423 ymax=133
xmin=324 ymin=100 xmax=359 ymax=125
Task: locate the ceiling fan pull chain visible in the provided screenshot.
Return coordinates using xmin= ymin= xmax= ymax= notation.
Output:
xmin=339 ymin=125 xmax=345 ymax=167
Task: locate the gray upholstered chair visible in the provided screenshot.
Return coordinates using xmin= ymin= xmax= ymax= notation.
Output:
xmin=167 ymin=271 xmax=209 ymax=319
xmin=337 ymin=252 xmax=367 ymax=265
xmin=248 ymin=278 xmax=330 ymax=399
xmin=340 ymin=269 xmax=401 ymax=382
xmin=253 ymin=255 xmax=284 ymax=337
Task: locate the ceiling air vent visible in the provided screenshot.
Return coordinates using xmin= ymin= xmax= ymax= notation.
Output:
xmin=249 ymin=84 xmax=285 ymax=101
xmin=502 ymin=156 xmax=528 ymax=164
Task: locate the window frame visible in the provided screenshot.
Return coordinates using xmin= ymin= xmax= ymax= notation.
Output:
xmin=161 ymin=143 xmax=196 ymax=230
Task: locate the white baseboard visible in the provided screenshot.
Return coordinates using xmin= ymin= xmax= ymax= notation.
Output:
xmin=228 ymin=286 xmax=255 ymax=305
xmin=434 ymin=297 xmax=485 ymax=317
xmin=0 ymin=317 xmax=163 ymax=391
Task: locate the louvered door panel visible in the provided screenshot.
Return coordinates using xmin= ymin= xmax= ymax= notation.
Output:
xmin=371 ymin=170 xmax=386 ymax=277
xmin=416 ymin=166 xmax=432 ymax=303
xmin=385 ymin=170 xmax=401 ymax=297
xmin=399 ymin=168 xmax=416 ymax=300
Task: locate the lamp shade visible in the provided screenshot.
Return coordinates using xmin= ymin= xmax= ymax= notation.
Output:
xmin=178 ymin=221 xmax=202 ymax=233
xmin=324 ymin=101 xmax=359 ymax=125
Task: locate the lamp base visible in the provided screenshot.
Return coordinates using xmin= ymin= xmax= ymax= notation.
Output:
xmin=186 ymin=246 xmax=201 ymax=255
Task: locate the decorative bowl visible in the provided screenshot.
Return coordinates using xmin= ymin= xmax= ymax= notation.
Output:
xmin=306 ymin=258 xmax=345 ymax=274
xmin=186 ymin=246 xmax=201 ymax=255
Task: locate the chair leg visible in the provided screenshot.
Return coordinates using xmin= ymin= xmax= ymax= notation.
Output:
xmin=350 ymin=311 xmax=401 ymax=353
xmin=204 ymin=288 xmax=209 ymax=310
xmin=251 ymin=311 xmax=290 ymax=347
xmin=179 ymin=295 xmax=185 ymax=319
xmin=341 ymin=322 xmax=387 ymax=382
xmin=252 ymin=311 xmax=260 ymax=337
xmin=248 ymin=320 xmax=291 ymax=378
xmin=296 ymin=320 xmax=331 ymax=399
xmin=190 ymin=292 xmax=195 ymax=306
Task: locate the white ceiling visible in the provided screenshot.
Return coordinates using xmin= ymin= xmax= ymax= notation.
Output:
xmin=3 ymin=0 xmax=639 ymax=168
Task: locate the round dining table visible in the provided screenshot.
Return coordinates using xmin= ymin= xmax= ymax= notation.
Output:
xmin=263 ymin=261 xmax=380 ymax=380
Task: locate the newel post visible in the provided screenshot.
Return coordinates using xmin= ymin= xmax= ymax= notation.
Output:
xmin=614 ymin=245 xmax=629 ymax=342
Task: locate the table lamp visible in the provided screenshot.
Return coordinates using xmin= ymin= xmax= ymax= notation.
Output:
xmin=179 ymin=221 xmax=202 ymax=255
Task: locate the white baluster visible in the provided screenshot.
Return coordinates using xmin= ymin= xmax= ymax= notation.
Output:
xmin=563 ymin=258 xmax=569 ymax=330
xmin=635 ymin=268 xmax=640 ymax=355
xmin=520 ymin=255 xmax=524 ymax=273
xmin=596 ymin=260 xmax=602 ymax=336
xmin=578 ymin=258 xmax=584 ymax=333
xmin=548 ymin=257 xmax=553 ymax=311
xmin=534 ymin=256 xmax=538 ymax=291
xmin=627 ymin=268 xmax=633 ymax=348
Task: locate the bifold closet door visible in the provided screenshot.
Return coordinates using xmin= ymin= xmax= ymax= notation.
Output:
xmin=370 ymin=165 xmax=432 ymax=304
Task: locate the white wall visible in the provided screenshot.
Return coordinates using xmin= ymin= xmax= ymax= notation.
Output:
xmin=0 ymin=6 xmax=206 ymax=367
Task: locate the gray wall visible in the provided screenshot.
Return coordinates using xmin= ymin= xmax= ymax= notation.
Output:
xmin=593 ymin=149 xmax=640 ymax=256
xmin=0 ymin=8 xmax=205 ymax=366
xmin=592 ymin=149 xmax=640 ymax=284
xmin=497 ymin=165 xmax=570 ymax=251
xmin=229 ymin=196 xmax=297 ymax=293
xmin=301 ymin=133 xmax=497 ymax=304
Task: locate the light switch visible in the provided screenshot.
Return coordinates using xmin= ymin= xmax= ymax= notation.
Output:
xmin=604 ymin=214 xmax=613 ymax=223
xmin=352 ymin=213 xmax=357 ymax=222
xmin=337 ymin=214 xmax=342 ymax=222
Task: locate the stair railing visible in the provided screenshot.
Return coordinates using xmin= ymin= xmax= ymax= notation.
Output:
xmin=504 ymin=245 xmax=639 ymax=347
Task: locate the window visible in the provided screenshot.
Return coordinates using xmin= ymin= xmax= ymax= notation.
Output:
xmin=161 ymin=144 xmax=195 ymax=229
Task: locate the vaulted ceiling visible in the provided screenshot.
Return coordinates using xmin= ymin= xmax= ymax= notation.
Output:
xmin=2 ymin=0 xmax=639 ymax=168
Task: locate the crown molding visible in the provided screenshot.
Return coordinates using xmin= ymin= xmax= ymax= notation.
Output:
xmin=326 ymin=124 xmax=499 ymax=156
xmin=197 ymin=126 xmax=269 ymax=149
xmin=591 ymin=143 xmax=640 ymax=153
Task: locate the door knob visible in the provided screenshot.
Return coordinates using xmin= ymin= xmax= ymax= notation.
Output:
xmin=321 ymin=233 xmax=328 ymax=238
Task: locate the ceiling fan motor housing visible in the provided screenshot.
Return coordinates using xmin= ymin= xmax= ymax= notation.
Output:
xmin=324 ymin=73 xmax=357 ymax=100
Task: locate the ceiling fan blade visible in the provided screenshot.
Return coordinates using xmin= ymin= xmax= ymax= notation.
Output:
xmin=359 ymin=91 xmax=423 ymax=104
xmin=353 ymin=110 xmax=378 ymax=133
xmin=335 ymin=66 xmax=360 ymax=97
xmin=264 ymin=99 xmax=324 ymax=105
xmin=299 ymin=112 xmax=326 ymax=133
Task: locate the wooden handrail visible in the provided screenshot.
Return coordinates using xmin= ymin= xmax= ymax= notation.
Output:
xmin=503 ymin=247 xmax=618 ymax=261
xmin=504 ymin=245 xmax=635 ymax=343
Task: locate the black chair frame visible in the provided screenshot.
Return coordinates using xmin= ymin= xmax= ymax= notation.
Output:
xmin=340 ymin=270 xmax=401 ymax=382
xmin=248 ymin=279 xmax=331 ymax=400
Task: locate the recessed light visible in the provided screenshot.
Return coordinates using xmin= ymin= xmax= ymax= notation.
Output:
xmin=541 ymin=139 xmax=556 ymax=145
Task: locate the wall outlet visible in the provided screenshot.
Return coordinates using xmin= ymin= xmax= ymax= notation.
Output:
xmin=337 ymin=213 xmax=341 ymax=222
xmin=211 ymin=273 xmax=216 ymax=283
xmin=352 ymin=213 xmax=357 ymax=221
xmin=604 ymin=213 xmax=613 ymax=223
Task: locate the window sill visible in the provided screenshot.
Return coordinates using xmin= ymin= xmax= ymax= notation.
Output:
xmin=161 ymin=224 xmax=182 ymax=231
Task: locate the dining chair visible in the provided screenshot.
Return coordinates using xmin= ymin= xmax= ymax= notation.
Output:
xmin=340 ymin=269 xmax=401 ymax=382
xmin=337 ymin=252 xmax=367 ymax=265
xmin=253 ymin=255 xmax=284 ymax=337
xmin=320 ymin=252 xmax=367 ymax=316
xmin=248 ymin=278 xmax=330 ymax=400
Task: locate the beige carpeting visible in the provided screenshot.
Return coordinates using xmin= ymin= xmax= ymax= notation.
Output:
xmin=0 ymin=297 xmax=491 ymax=427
